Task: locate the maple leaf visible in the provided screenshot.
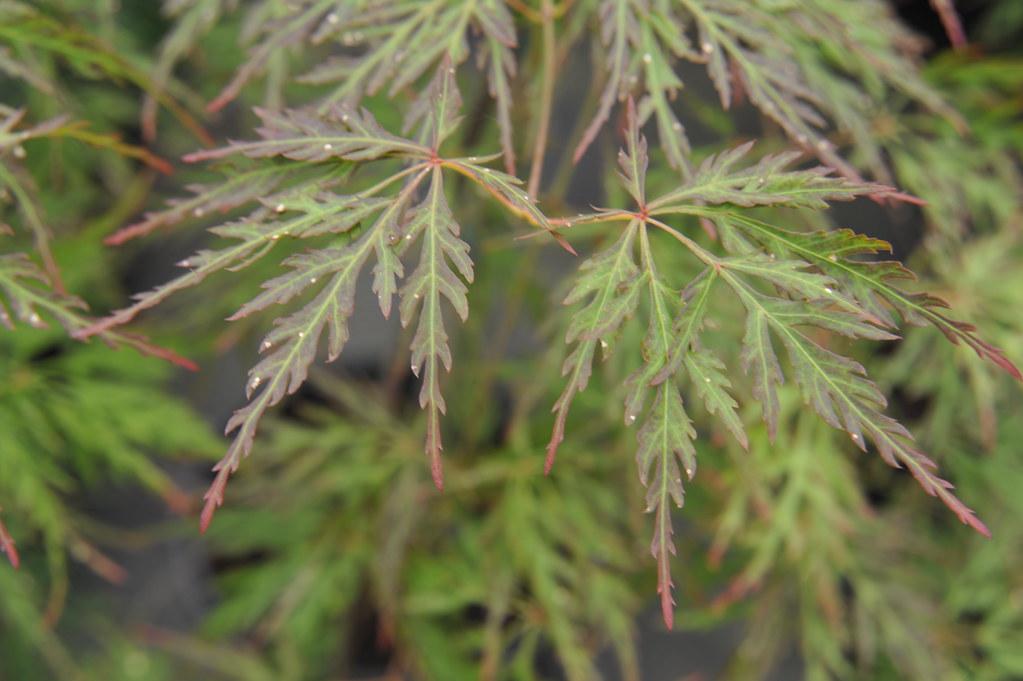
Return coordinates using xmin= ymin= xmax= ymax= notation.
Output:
xmin=546 ymin=222 xmax=641 ymax=474
xmin=576 ymin=0 xmax=694 ymax=170
xmin=88 ymin=64 xmax=555 ymax=530
xmin=190 ymin=0 xmax=520 ymax=170
xmin=197 ymin=165 xmax=435 ymax=532
xmin=552 ymin=106 xmax=1016 ymax=628
xmin=399 ymin=167 xmax=474 ymax=489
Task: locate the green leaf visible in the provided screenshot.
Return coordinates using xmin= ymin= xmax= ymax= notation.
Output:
xmin=195 ymin=167 xmax=431 ymax=531
xmin=684 ymin=350 xmax=747 ymax=449
xmin=729 ymin=216 xmax=1022 ymax=378
xmin=104 ymin=163 xmax=318 ymax=246
xmin=576 ymin=0 xmax=694 ymax=170
xmin=0 ymin=253 xmax=84 ymax=331
xmin=77 ymin=162 xmax=401 ymax=336
xmin=547 ymin=222 xmax=641 ymax=472
xmin=628 ymin=224 xmax=699 ymax=629
xmin=0 ymin=251 xmax=196 ymax=368
xmin=648 ymin=142 xmax=887 ymax=213
xmin=404 ymin=60 xmax=463 ymax=148
xmin=617 ymin=98 xmax=648 ymax=207
xmin=678 ymin=0 xmax=857 ymax=178
xmin=738 ymin=298 xmax=785 ymax=439
xmin=399 ymin=167 xmax=474 ymax=489
xmin=637 ymin=382 xmax=695 ymax=630
xmin=723 ymin=270 xmax=991 ymax=536
xmin=185 ymin=105 xmax=431 ymax=163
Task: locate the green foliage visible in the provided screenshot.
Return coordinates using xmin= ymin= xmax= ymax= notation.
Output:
xmin=1 ymin=1 xmax=1022 ymax=680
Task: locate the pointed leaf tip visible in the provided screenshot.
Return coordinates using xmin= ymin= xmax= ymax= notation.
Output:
xmin=661 ymin=595 xmax=674 ymax=630
xmin=199 ymin=468 xmax=231 ymax=534
xmin=431 ymin=457 xmax=444 ymax=491
xmin=543 ymin=445 xmax=558 ymax=475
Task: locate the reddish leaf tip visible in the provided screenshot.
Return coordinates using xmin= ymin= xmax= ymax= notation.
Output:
xmin=199 ymin=468 xmax=231 ymax=534
xmin=198 ymin=501 xmax=216 ymax=535
xmin=0 ymin=520 xmax=18 ymax=570
xmin=661 ymin=592 xmax=675 ymax=630
xmin=543 ymin=443 xmax=559 ymax=475
xmin=430 ymin=456 xmax=444 ymax=491
xmin=990 ymin=352 xmax=1023 ymax=382
xmin=551 ymin=231 xmax=577 ymax=256
xmin=3 ymin=543 xmax=19 ymax=569
xmin=969 ymin=516 xmax=992 ymax=539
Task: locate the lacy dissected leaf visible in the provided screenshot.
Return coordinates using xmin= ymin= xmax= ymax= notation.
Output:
xmin=724 ymin=270 xmax=897 ymax=435
xmin=0 ymin=251 xmax=197 ymax=369
xmin=684 ymin=348 xmax=746 ymax=448
xmin=305 ymin=0 xmax=514 ymax=106
xmin=198 ymin=0 xmax=520 ymax=168
xmin=195 ymin=165 xmax=434 ymax=531
xmin=638 ymin=142 xmax=1019 ymax=377
xmin=789 ymin=0 xmax=962 ymax=181
xmin=636 ymin=383 xmax=694 ymax=620
xmin=649 ymin=268 xmax=746 ymax=451
xmin=0 ymin=0 xmax=205 ymax=140
xmin=679 ymin=0 xmax=855 ymax=176
xmin=576 ymin=0 xmax=695 ymax=170
xmin=721 ymin=270 xmax=990 ymax=537
xmin=479 ymin=30 xmax=517 ymax=173
xmin=402 ymin=57 xmax=464 ymax=149
xmin=202 ymin=0 xmax=339 ymax=113
xmin=187 ymin=105 xmax=432 ymax=163
xmin=86 ymin=66 xmax=547 ymax=530
xmin=0 ymin=252 xmax=85 ymax=331
xmin=557 ymin=114 xmax=1014 ymax=628
xmin=547 ymin=222 xmax=641 ymax=473
xmin=80 ymin=107 xmax=432 ymax=336
xmin=624 ymin=226 xmax=698 ymax=629
xmin=399 ymin=167 xmax=474 ymax=489
xmin=578 ymin=0 xmax=958 ymax=182
xmin=105 ymin=162 xmax=326 ymax=246
xmin=648 ymin=142 xmax=887 ymax=213
xmin=724 ymin=215 xmax=1022 ymax=379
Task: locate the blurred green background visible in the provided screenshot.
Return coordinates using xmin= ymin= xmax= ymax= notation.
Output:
xmin=0 ymin=1 xmax=1021 ymax=680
